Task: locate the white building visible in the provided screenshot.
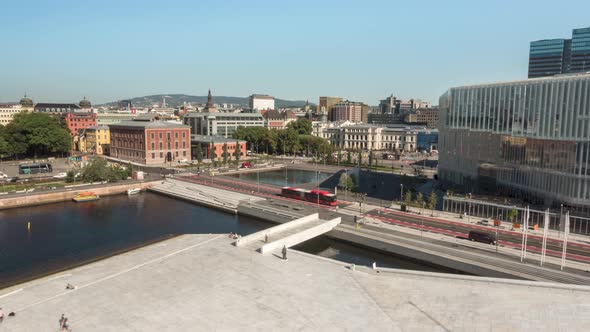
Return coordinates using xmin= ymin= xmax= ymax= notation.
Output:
xmin=249 ymin=94 xmax=275 ymax=111
xmin=0 ymin=103 xmax=25 ymax=125
xmin=313 ymin=122 xmax=417 ymax=152
xmin=183 ymin=112 xmax=265 ymax=138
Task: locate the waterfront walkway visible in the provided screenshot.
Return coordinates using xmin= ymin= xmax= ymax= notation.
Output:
xmin=0 ymin=234 xmax=588 ymax=331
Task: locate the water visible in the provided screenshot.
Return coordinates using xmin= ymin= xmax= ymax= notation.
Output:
xmin=0 ymin=192 xmax=447 ymax=288
xmin=231 ymin=168 xmax=332 ymax=187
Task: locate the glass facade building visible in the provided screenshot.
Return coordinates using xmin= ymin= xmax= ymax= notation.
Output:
xmin=528 ymin=39 xmax=571 ymax=78
xmin=439 ymin=73 xmax=590 ymax=210
xmin=570 ymin=27 xmax=590 ymax=73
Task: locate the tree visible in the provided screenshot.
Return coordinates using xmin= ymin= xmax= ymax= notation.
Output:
xmin=0 ymin=135 xmax=9 ymax=158
xmin=507 ymin=208 xmax=518 ymax=223
xmin=403 ymin=191 xmax=413 ymax=207
xmin=222 ymin=143 xmax=228 ymax=165
xmin=233 ymin=141 xmax=241 ymax=163
xmin=337 ymin=149 xmax=342 ymax=164
xmin=346 ymin=150 xmax=352 ymax=164
xmin=427 ymin=191 xmax=437 ymax=215
xmin=211 ymin=145 xmax=218 ymax=162
xmin=195 ymin=144 xmax=203 ymax=164
xmin=357 ymin=150 xmax=363 ymax=166
xmin=286 ymin=118 xmax=312 ymax=135
xmin=4 ymin=112 xmax=71 ymax=158
xmin=368 ymin=150 xmax=373 ymax=168
xmin=415 ymin=192 xmax=424 ymax=208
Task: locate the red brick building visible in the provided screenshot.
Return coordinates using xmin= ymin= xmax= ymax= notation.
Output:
xmin=191 ymin=135 xmax=247 ymax=160
xmin=110 ymin=117 xmax=191 ymax=165
xmin=62 ymin=112 xmax=97 ymax=136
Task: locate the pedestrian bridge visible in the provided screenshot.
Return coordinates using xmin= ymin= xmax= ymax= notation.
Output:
xmin=235 ymin=213 xmax=341 ymax=253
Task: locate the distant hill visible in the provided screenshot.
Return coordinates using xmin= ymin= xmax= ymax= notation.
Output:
xmin=99 ymin=94 xmax=313 ymax=109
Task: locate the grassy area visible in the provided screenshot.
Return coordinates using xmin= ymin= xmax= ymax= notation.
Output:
xmin=0 ymin=181 xmax=66 ymax=193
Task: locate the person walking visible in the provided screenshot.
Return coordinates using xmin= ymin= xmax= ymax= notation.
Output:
xmin=59 ymin=314 xmax=65 ymax=329
xmin=0 ymin=307 xmax=4 ymax=323
xmin=282 ymin=245 xmax=287 ymax=260
xmin=62 ymin=317 xmax=71 ymax=331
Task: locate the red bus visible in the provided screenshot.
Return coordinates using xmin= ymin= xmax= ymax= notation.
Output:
xmin=280 ymin=187 xmax=337 ymax=206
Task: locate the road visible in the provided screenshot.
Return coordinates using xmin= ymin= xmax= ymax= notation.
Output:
xmin=178 ymin=172 xmax=590 ymax=264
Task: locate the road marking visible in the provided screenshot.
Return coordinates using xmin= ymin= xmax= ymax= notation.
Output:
xmin=0 ymin=288 xmax=23 ymax=299
xmin=47 ymin=273 xmax=72 ymax=281
xmin=15 ymin=235 xmax=224 ymax=312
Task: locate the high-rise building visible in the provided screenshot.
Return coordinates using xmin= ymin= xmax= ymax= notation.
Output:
xmin=329 ymin=101 xmax=363 ymax=122
xmin=570 ymin=27 xmax=590 ymax=73
xmin=319 ymin=96 xmax=342 ymax=118
xmin=438 ymin=73 xmax=590 ymax=210
xmin=528 ymin=39 xmax=571 ymax=78
xmin=528 ymin=26 xmax=590 ymax=78
xmin=379 ymin=95 xmax=398 ymax=114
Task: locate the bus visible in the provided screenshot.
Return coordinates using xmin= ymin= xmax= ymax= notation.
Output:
xmin=280 ymin=186 xmax=337 ymax=206
xmin=19 ymin=163 xmax=53 ymax=175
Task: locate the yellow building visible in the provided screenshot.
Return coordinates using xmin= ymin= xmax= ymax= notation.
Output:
xmin=86 ymin=125 xmax=110 ymax=155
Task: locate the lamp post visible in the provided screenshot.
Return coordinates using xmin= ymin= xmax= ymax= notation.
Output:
xmin=400 ymin=184 xmax=404 ymax=204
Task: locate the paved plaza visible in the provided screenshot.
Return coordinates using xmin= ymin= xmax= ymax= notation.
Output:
xmin=0 ymin=234 xmax=589 ymax=331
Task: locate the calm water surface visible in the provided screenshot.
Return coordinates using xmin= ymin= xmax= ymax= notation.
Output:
xmin=231 ymin=168 xmax=332 ymax=187
xmin=0 ymin=192 xmax=446 ymax=288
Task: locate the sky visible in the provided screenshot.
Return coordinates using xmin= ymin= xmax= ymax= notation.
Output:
xmin=1 ymin=0 xmax=589 ymax=105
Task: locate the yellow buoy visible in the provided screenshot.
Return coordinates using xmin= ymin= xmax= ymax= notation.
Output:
xmin=27 ymin=221 xmax=31 ymax=231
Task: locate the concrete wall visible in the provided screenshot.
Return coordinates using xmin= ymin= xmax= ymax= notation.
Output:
xmin=260 ymin=217 xmax=341 ymax=254
xmin=236 ymin=213 xmax=319 ymax=247
xmin=0 ymin=180 xmax=160 ymax=210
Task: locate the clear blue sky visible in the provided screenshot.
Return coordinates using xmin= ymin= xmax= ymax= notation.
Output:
xmin=1 ymin=0 xmax=589 ymax=105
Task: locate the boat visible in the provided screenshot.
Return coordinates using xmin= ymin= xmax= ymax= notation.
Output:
xmin=127 ymin=188 xmax=141 ymax=195
xmin=72 ymin=191 xmax=100 ymax=202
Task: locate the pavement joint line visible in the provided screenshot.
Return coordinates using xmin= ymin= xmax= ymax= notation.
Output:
xmin=13 ymin=234 xmax=225 ymax=313
xmin=407 ymin=300 xmax=451 ymax=332
xmin=46 ymin=273 xmax=72 ymax=282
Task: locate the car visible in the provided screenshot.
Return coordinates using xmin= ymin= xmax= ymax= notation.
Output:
xmin=476 ymin=219 xmax=489 ymax=226
xmin=468 ymin=231 xmax=497 ymax=245
xmin=241 ymin=162 xmax=252 ymax=168
xmin=53 ymin=172 xmax=68 ymax=179
xmin=0 ymin=172 xmax=7 ymax=179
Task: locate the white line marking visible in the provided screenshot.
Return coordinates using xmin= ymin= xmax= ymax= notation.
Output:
xmin=15 ymin=235 xmax=224 ymax=312
xmin=0 ymin=288 xmax=23 ymax=299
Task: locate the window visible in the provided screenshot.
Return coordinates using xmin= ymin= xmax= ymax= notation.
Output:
xmin=175 ymin=132 xmax=178 ymax=139
xmin=151 ymin=142 xmax=155 ymax=150
xmin=167 ymin=132 xmax=171 ymax=140
xmin=183 ymin=151 xmax=186 ymax=156
xmin=159 ymin=133 xmax=163 ymax=139
xmin=182 ymin=132 xmax=186 ymax=138
xmin=151 ymin=133 xmax=155 ymax=139
xmin=175 ymin=142 xmax=178 ymax=149
xmin=152 ymin=153 xmax=155 ymax=159
xmin=160 ymin=152 xmax=163 ymax=158
xmin=182 ymin=142 xmax=186 ymax=148
xmin=159 ymin=142 xmax=163 ymax=149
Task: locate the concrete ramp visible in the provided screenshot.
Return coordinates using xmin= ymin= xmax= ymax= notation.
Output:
xmin=235 ymin=213 xmax=341 ymax=253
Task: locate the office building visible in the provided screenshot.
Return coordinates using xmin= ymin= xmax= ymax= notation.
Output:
xmin=570 ymin=27 xmax=590 ymax=73
xmin=183 ymin=112 xmax=264 ymax=137
xmin=528 ymin=39 xmax=571 ymax=78
xmin=528 ymin=26 xmax=590 ymax=78
xmin=330 ymin=100 xmax=363 ymax=122
xmin=319 ymin=96 xmax=342 ymax=118
xmin=0 ymin=96 xmax=33 ymax=125
xmin=97 ymin=112 xmax=138 ymax=126
xmin=315 ymin=123 xmax=417 ymax=152
xmin=249 ymin=94 xmax=275 ymax=111
xmin=262 ymin=109 xmax=296 ymax=129
xmin=62 ymin=111 xmax=97 ymax=136
xmin=404 ymin=108 xmax=439 ymax=128
xmin=438 ymin=73 xmax=590 ymax=210
xmin=110 ymin=116 xmax=191 ymax=165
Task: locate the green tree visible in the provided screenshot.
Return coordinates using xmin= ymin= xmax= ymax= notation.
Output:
xmin=403 ymin=191 xmax=413 ymax=207
xmin=196 ymin=144 xmax=203 ymax=164
xmin=81 ymin=159 xmax=111 ymax=182
xmin=234 ymin=141 xmax=241 ymax=162
xmin=286 ymin=118 xmax=312 ymax=135
xmin=415 ymin=192 xmax=424 ymax=207
xmin=337 ymin=149 xmax=342 ymax=164
xmin=222 ymin=143 xmax=229 ymax=165
xmin=211 ymin=145 xmax=218 ymax=162
xmin=357 ymin=150 xmax=363 ymax=166
xmin=4 ymin=112 xmax=71 ymax=157
xmin=368 ymin=150 xmax=373 ymax=168
xmin=0 ymin=135 xmax=9 ymax=158
xmin=427 ymin=191 xmax=438 ymax=214
xmin=346 ymin=150 xmax=352 ymax=164
xmin=507 ymin=208 xmax=518 ymax=223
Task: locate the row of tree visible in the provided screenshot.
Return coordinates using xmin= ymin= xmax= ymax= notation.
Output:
xmin=66 ymin=158 xmax=132 ymax=183
xmin=0 ymin=113 xmax=72 ymax=159
xmin=404 ymin=191 xmax=438 ymax=212
xmin=233 ymin=118 xmax=332 ymax=157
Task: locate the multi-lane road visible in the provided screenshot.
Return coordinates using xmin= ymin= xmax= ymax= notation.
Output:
xmin=180 ymin=172 xmax=590 ymax=264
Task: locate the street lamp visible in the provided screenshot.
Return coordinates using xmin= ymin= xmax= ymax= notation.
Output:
xmin=400 ymin=184 xmax=404 ymax=204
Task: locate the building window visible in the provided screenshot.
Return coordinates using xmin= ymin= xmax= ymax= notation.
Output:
xmin=182 ymin=142 xmax=186 ymax=148
xmin=182 ymin=132 xmax=186 ymax=138
xmin=151 ymin=133 xmax=155 ymax=139
xmin=183 ymin=151 xmax=186 ymax=157
xmin=152 ymin=153 xmax=155 ymax=159
xmin=159 ymin=133 xmax=163 ymax=139
xmin=167 ymin=132 xmax=171 ymax=140
xmin=175 ymin=151 xmax=179 ymax=157
xmin=175 ymin=132 xmax=178 ymax=139
xmin=160 ymin=152 xmax=163 ymax=158
xmin=159 ymin=142 xmax=163 ymax=149
xmin=175 ymin=142 xmax=178 ymax=149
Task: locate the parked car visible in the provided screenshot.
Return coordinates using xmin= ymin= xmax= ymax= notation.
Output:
xmin=53 ymin=172 xmax=68 ymax=179
xmin=468 ymin=231 xmax=497 ymax=245
xmin=241 ymin=162 xmax=252 ymax=168
xmin=0 ymin=172 xmax=7 ymax=179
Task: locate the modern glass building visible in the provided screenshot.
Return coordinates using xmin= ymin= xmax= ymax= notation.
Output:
xmin=439 ymin=73 xmax=590 ymax=211
xmin=528 ymin=39 xmax=571 ymax=78
xmin=570 ymin=27 xmax=590 ymax=73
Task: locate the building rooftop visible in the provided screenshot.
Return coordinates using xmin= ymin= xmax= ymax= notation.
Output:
xmin=110 ymin=120 xmax=188 ymax=129
xmin=0 ymin=234 xmax=588 ymax=331
xmin=191 ymin=135 xmax=247 ymax=144
xmin=34 ymin=103 xmax=81 ymax=109
xmin=86 ymin=125 xmax=110 ymax=130
xmin=449 ymin=72 xmax=590 ymax=90
xmin=183 ymin=112 xmax=264 ymax=119
xmin=250 ymin=94 xmax=274 ymax=99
